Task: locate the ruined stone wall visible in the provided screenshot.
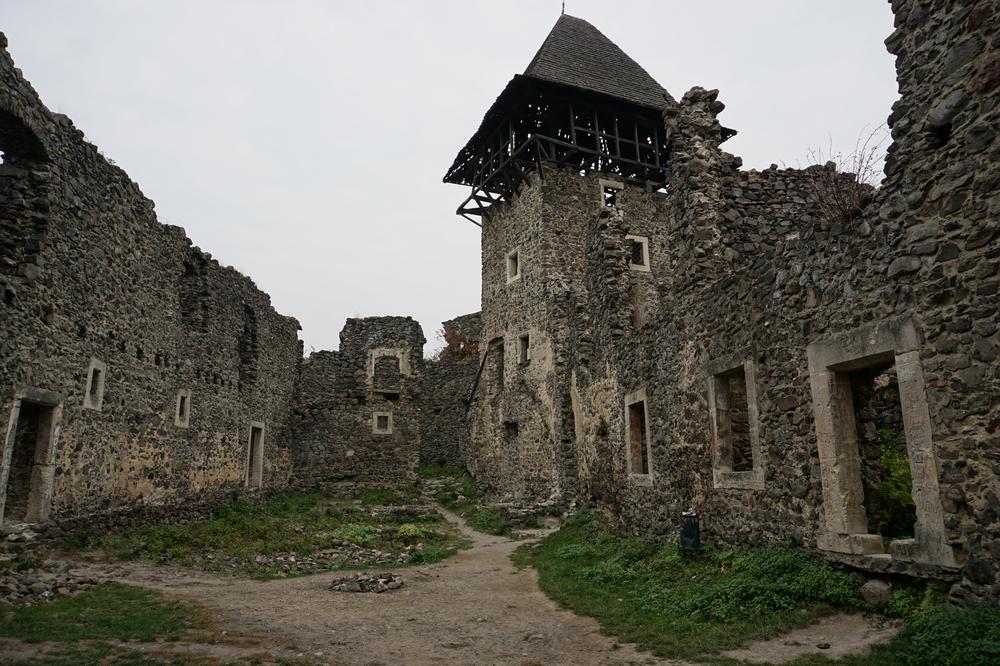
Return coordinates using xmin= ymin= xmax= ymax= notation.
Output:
xmin=566 ymin=0 xmax=1000 ymax=604
xmin=289 ymin=317 xmax=424 ymax=485
xmin=0 ymin=33 xmax=303 ymax=524
xmin=420 ymin=312 xmax=480 ymax=467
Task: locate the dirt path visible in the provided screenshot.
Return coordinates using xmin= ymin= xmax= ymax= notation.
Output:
xmin=71 ymin=505 xmax=670 ymax=666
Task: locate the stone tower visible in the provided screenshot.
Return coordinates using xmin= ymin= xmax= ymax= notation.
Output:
xmin=443 ymin=15 xmax=686 ymax=503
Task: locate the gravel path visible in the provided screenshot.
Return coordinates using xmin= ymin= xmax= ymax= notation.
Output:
xmin=69 ymin=505 xmax=669 ymax=666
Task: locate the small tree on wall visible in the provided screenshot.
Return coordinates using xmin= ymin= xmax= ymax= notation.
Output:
xmin=432 ymin=326 xmax=479 ymax=363
xmin=804 ymin=125 xmax=888 ymax=225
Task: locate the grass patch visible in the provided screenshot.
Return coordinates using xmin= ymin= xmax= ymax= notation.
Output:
xmin=515 ymin=512 xmax=869 ymax=660
xmin=59 ymin=486 xmax=466 ymax=578
xmin=781 ymin=603 xmax=1000 ymax=666
xmin=519 ymin=512 xmax=999 ymax=664
xmin=418 ymin=464 xmax=467 ymax=479
xmin=0 ymin=583 xmax=206 ymax=643
xmin=427 ymin=469 xmax=514 ymax=537
xmin=4 ymin=642 xmax=317 ymax=665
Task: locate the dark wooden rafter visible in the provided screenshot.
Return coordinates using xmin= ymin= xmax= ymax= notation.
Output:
xmin=447 ymin=84 xmax=669 ymax=221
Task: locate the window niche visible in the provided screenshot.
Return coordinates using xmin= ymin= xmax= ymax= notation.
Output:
xmin=83 ymin=358 xmax=107 ymax=411
xmin=707 ymin=353 xmax=764 ymax=490
xmin=625 ymin=234 xmax=650 ymax=272
xmin=246 ymin=422 xmax=264 ymax=489
xmin=624 ymin=389 xmax=652 ymax=478
xmin=174 ymin=389 xmax=191 ymax=428
xmin=372 ymin=411 xmax=393 ymax=435
xmin=367 ymin=348 xmax=409 ymax=397
xmin=807 ymin=317 xmax=956 ymax=566
xmin=517 ymin=333 xmax=530 ymax=365
xmin=494 ymin=341 xmax=505 ymax=392
xmin=506 ymin=248 xmax=521 ymax=283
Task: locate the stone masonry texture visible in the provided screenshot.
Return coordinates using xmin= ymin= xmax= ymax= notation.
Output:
xmin=462 ymin=1 xmax=1000 ymax=606
xmin=1 ymin=0 xmax=998 ymax=609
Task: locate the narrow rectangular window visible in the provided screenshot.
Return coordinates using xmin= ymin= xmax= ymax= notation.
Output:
xmin=600 ymin=179 xmax=623 ymax=208
xmin=518 ymin=333 xmax=530 ymax=365
xmin=83 ymin=359 xmax=107 ymax=411
xmin=175 ymin=389 xmax=191 ymax=428
xmin=247 ymin=424 xmax=264 ymax=488
xmin=88 ymin=369 xmax=102 ymax=399
xmin=625 ymin=235 xmax=650 ymax=271
xmin=628 ymin=400 xmax=649 ymax=475
xmin=495 ymin=342 xmax=505 ymax=392
xmin=707 ymin=354 xmax=764 ymax=491
xmin=603 ymin=186 xmax=618 ymax=208
xmin=714 ymin=367 xmax=753 ymax=472
xmin=506 ymin=249 xmax=520 ymax=283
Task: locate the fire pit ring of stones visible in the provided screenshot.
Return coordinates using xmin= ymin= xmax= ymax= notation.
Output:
xmin=330 ymin=572 xmax=404 ymax=593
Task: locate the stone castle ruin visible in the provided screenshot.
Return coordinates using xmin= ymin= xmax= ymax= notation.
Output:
xmin=1 ymin=1 xmax=997 ymax=605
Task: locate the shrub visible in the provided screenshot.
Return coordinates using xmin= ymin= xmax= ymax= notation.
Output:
xmin=332 ymin=524 xmax=378 ymax=548
xmin=396 ymin=523 xmax=428 ymax=543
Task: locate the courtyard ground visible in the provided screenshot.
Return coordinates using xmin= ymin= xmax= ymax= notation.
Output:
xmin=0 ymin=490 xmax=913 ymax=666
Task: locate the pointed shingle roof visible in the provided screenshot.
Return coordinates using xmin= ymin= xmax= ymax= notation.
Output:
xmin=522 ymin=14 xmax=674 ymax=109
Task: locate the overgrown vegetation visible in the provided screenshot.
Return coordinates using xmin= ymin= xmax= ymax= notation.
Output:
xmin=0 ymin=583 xmax=207 ymax=643
xmin=59 ymin=486 xmax=466 ymax=578
xmin=513 ymin=512 xmax=927 ymax=661
xmin=421 ymin=465 xmax=515 ymax=537
xmin=873 ymin=426 xmax=917 ymax=541
xmin=803 ymin=125 xmax=888 ymax=225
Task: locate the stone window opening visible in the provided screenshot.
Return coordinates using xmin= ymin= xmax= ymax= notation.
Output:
xmin=517 ymin=333 xmax=530 ymax=365
xmin=625 ymin=234 xmax=650 ymax=272
xmin=807 ymin=317 xmax=956 ymax=566
xmin=624 ymin=390 xmax=652 ymax=477
xmin=495 ymin=342 xmax=505 ymax=392
xmin=246 ymin=422 xmax=264 ymax=489
xmin=1 ymin=388 xmax=63 ymax=524
xmin=506 ymin=248 xmax=521 ymax=283
xmin=503 ymin=421 xmax=519 ymax=440
xmin=373 ymin=355 xmax=402 ymax=396
xmin=175 ymin=389 xmax=191 ymax=428
xmin=707 ymin=354 xmax=765 ymax=490
xmin=373 ymin=411 xmax=393 ymax=435
xmin=599 ymin=178 xmax=623 ymax=208
xmin=83 ymin=358 xmax=106 ymax=412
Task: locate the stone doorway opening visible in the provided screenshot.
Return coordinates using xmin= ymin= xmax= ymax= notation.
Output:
xmin=1 ymin=389 xmax=63 ymax=524
xmin=807 ymin=318 xmax=954 ymax=566
xmin=848 ymin=362 xmax=916 ymax=542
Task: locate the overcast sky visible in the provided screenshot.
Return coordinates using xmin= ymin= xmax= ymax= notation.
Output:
xmin=3 ymin=1 xmax=898 ymax=355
